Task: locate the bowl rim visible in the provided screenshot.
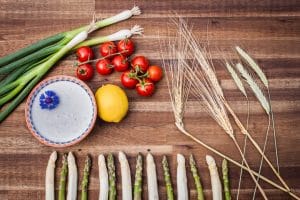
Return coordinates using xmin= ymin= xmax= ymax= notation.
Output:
xmin=25 ymin=75 xmax=97 ymax=147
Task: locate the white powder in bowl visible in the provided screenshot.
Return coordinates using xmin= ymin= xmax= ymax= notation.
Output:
xmin=30 ymin=80 xmax=94 ymax=143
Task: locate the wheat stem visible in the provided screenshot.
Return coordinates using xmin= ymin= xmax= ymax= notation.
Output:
xmin=252 ymin=115 xmax=271 ymax=200
xmin=175 ymin=124 xmax=290 ymax=193
xmin=268 ymin=88 xmax=280 ymax=172
xmin=231 ymin=137 xmax=268 ymax=200
xmin=236 ymin=97 xmax=250 ymax=200
xmin=223 ymin=100 xmax=290 ymax=192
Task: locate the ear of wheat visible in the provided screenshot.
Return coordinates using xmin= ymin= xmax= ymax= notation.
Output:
xmin=236 ymin=46 xmax=268 ymax=87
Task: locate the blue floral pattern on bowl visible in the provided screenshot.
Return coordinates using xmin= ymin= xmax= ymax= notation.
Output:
xmin=39 ymin=90 xmax=59 ymax=110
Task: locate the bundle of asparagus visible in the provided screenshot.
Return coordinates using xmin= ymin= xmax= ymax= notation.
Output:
xmin=45 ymin=152 xmax=234 ymax=200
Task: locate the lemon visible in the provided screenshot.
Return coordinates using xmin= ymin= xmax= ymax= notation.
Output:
xmin=95 ymin=84 xmax=128 ymax=122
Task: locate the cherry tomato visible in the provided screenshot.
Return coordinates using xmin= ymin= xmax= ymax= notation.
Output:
xmin=112 ymin=55 xmax=129 ymax=72
xmin=131 ymin=56 xmax=149 ymax=73
xmin=76 ymin=46 xmax=94 ymax=62
xmin=117 ymin=39 xmax=135 ymax=56
xmin=99 ymin=42 xmax=117 ymax=58
xmin=76 ymin=64 xmax=94 ymax=81
xmin=96 ymin=59 xmax=113 ymax=75
xmin=147 ymin=65 xmax=163 ymax=82
xmin=136 ymin=79 xmax=155 ymax=97
xmin=121 ymin=70 xmax=139 ymax=89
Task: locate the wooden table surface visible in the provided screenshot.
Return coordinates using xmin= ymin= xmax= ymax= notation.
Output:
xmin=0 ymin=0 xmax=299 ymax=199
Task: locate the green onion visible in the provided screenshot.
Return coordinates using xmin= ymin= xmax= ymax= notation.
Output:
xmin=0 ymin=6 xmax=142 ymax=123
xmin=0 ymin=6 xmax=141 ymax=68
xmin=0 ymin=34 xmax=64 ymax=67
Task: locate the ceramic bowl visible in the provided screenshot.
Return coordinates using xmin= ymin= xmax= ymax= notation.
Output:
xmin=25 ymin=75 xmax=97 ymax=147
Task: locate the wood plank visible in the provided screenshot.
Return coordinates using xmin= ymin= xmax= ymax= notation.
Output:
xmin=0 ymin=0 xmax=299 ymax=199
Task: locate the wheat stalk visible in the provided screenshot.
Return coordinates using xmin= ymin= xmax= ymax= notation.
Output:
xmin=235 ymin=62 xmax=278 ymax=199
xmin=235 ymin=49 xmax=280 ymax=198
xmin=224 ymin=61 xmax=249 ymax=200
xmin=235 ymin=48 xmax=279 ymax=175
xmin=161 ymin=17 xmax=299 ymax=199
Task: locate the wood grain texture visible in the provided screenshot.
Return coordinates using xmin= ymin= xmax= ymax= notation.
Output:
xmin=0 ymin=0 xmax=299 ymax=199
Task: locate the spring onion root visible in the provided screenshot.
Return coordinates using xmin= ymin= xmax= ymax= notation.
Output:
xmin=58 ymin=154 xmax=68 ymax=200
xmin=119 ymin=151 xmax=132 ymax=200
xmin=134 ymin=153 xmax=143 ymax=200
xmin=206 ymin=155 xmax=222 ymax=200
xmin=177 ymin=154 xmax=188 ymax=200
xmin=98 ymin=154 xmax=109 ymax=200
xmin=45 ymin=151 xmax=57 ymax=200
xmin=190 ymin=155 xmax=204 ymax=200
xmin=222 ymin=159 xmax=231 ymax=200
xmin=81 ymin=156 xmax=91 ymax=200
xmin=67 ymin=152 xmax=78 ymax=200
xmin=162 ymin=155 xmax=174 ymax=200
xmin=107 ymin=153 xmax=116 ymax=200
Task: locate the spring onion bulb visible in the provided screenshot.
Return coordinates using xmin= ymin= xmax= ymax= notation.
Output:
xmin=98 ymin=154 xmax=109 ymax=200
xmin=67 ymin=152 xmax=78 ymax=200
xmin=146 ymin=153 xmax=159 ymax=200
xmin=206 ymin=155 xmax=222 ymax=200
xmin=118 ymin=151 xmax=132 ymax=200
xmin=0 ymin=6 xmax=142 ymax=123
xmin=75 ymin=25 xmax=143 ymax=49
xmin=45 ymin=151 xmax=57 ymax=200
xmin=177 ymin=154 xmax=188 ymax=200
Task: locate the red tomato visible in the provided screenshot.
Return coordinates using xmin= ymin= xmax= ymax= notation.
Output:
xmin=112 ymin=55 xmax=129 ymax=72
xmin=76 ymin=46 xmax=94 ymax=62
xmin=147 ymin=65 xmax=163 ymax=82
xmin=96 ymin=59 xmax=113 ymax=75
xmin=117 ymin=39 xmax=135 ymax=56
xmin=136 ymin=79 xmax=155 ymax=97
xmin=76 ymin=64 xmax=94 ymax=81
xmin=131 ymin=56 xmax=149 ymax=73
xmin=99 ymin=42 xmax=117 ymax=57
xmin=121 ymin=71 xmax=139 ymax=89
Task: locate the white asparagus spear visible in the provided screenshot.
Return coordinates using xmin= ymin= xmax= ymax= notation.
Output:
xmin=146 ymin=153 xmax=159 ymax=200
xmin=118 ymin=151 xmax=132 ymax=200
xmin=177 ymin=154 xmax=188 ymax=200
xmin=67 ymin=152 xmax=77 ymax=200
xmin=98 ymin=154 xmax=109 ymax=200
xmin=45 ymin=151 xmax=57 ymax=200
xmin=206 ymin=155 xmax=222 ymax=200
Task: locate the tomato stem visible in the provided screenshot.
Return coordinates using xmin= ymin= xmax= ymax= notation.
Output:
xmin=77 ymin=50 xmax=128 ymax=65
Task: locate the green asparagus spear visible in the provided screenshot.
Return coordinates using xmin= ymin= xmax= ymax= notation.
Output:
xmin=58 ymin=154 xmax=68 ymax=200
xmin=134 ymin=153 xmax=143 ymax=200
xmin=189 ymin=155 xmax=204 ymax=200
xmin=162 ymin=155 xmax=174 ymax=200
xmin=107 ymin=153 xmax=116 ymax=200
xmin=222 ymin=159 xmax=231 ymax=200
xmin=81 ymin=156 xmax=91 ymax=200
